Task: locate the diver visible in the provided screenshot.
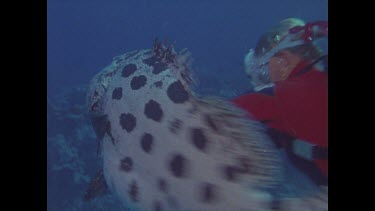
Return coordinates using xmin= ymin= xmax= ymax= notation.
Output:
xmin=231 ymin=18 xmax=328 ymax=187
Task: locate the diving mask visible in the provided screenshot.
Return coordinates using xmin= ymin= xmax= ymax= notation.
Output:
xmin=244 ymin=21 xmax=328 ymax=91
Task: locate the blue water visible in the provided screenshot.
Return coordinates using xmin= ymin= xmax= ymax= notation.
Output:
xmin=47 ymin=0 xmax=328 ymax=210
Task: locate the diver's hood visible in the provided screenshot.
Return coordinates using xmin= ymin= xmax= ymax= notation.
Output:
xmin=244 ymin=21 xmax=328 ymax=91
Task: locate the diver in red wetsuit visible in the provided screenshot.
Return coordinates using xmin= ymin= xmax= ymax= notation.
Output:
xmin=232 ymin=18 xmax=328 ymax=185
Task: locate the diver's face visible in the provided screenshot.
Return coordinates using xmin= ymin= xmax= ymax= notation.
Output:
xmin=244 ymin=49 xmax=272 ymax=89
xmin=269 ymin=50 xmax=302 ymax=82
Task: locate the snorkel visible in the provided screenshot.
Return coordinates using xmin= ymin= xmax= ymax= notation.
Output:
xmin=245 ymin=21 xmax=328 ymax=91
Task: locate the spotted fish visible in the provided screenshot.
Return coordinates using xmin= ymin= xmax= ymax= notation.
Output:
xmin=86 ymin=40 xmax=327 ymax=211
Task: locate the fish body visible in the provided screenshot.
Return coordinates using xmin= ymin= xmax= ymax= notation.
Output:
xmin=86 ymin=41 xmax=326 ymax=211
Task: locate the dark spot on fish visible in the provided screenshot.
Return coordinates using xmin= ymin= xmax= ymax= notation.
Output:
xmin=157 ymin=178 xmax=168 ymax=193
xmin=169 ymin=118 xmax=182 ymax=134
xmin=169 ymin=154 xmax=188 ymax=178
xmin=223 ymin=165 xmax=237 ymax=181
xmin=152 ymin=62 xmax=168 ymax=74
xmin=154 ymin=81 xmax=163 ymax=88
xmin=144 ymin=100 xmax=163 ymax=122
xmin=191 ymin=128 xmax=208 ymax=152
xmin=94 ymin=91 xmax=99 ymax=97
xmin=141 ymin=133 xmax=153 ymax=153
xmin=222 ymin=157 xmax=252 ymax=182
xmin=153 ymin=200 xmax=163 ymax=211
xmin=236 ymin=156 xmax=252 ymax=173
xmin=122 ymin=64 xmax=137 ymax=78
xmin=119 ymin=113 xmax=136 ymax=132
xmin=167 ymin=80 xmax=189 ymax=103
xmin=128 ymin=180 xmax=139 ymax=202
xmin=130 ymin=75 xmax=147 ymax=90
xmin=200 ymin=183 xmax=217 ymax=203
xmin=120 ymin=157 xmax=133 ymax=172
xmin=112 ymin=87 xmax=122 ymax=100
xmin=205 ymin=114 xmax=218 ymax=131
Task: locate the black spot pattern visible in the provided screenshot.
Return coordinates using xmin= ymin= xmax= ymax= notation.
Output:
xmin=130 ymin=75 xmax=147 ymax=90
xmin=205 ymin=114 xmax=218 ymax=131
xmin=120 ymin=113 xmax=136 ymax=132
xmin=191 ymin=128 xmax=208 ymax=152
xmin=236 ymin=156 xmax=252 ymax=174
xmin=112 ymin=87 xmax=122 ymax=100
xmin=141 ymin=133 xmax=153 ymax=153
xmin=153 ymin=200 xmax=163 ymax=211
xmin=144 ymin=100 xmax=163 ymax=122
xmin=167 ymin=80 xmax=189 ymax=103
xmin=169 ymin=119 xmax=182 ymax=134
xmin=200 ymin=183 xmax=217 ymax=203
xmin=120 ymin=157 xmax=133 ymax=172
xmin=152 ymin=62 xmax=168 ymax=74
xmin=222 ymin=157 xmax=252 ymax=181
xmin=154 ymin=81 xmax=163 ymax=88
xmin=122 ymin=64 xmax=137 ymax=78
xmin=169 ymin=154 xmax=187 ymax=178
xmin=128 ymin=180 xmax=139 ymax=202
xmin=157 ymin=178 xmax=167 ymax=193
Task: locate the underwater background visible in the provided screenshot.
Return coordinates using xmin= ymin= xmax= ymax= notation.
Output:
xmin=47 ymin=0 xmax=328 ymax=210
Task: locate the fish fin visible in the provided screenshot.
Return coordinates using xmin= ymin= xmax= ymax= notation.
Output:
xmin=83 ymin=170 xmax=109 ymax=201
xmin=197 ymin=97 xmax=283 ymax=189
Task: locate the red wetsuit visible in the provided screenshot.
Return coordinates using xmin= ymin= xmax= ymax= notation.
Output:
xmin=232 ymin=61 xmax=328 ymax=178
